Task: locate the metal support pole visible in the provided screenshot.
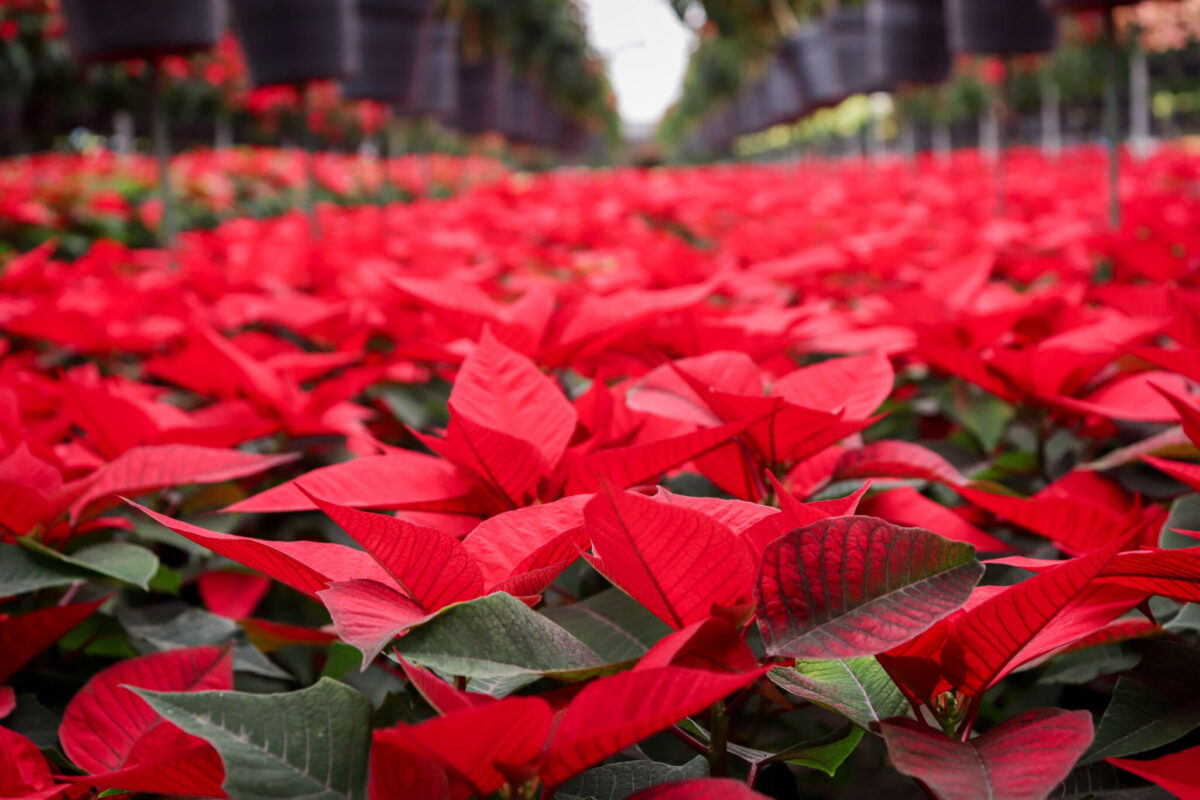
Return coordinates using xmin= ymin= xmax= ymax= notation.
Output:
xmin=1103 ymin=10 xmax=1122 ymax=228
xmin=1041 ymin=64 xmax=1062 ymax=159
xmin=150 ymin=61 xmax=176 ymax=252
xmin=1129 ymin=33 xmax=1151 ymax=159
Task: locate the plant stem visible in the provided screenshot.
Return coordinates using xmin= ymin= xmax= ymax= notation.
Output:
xmin=708 ymin=700 xmax=730 ymax=778
xmin=669 ymin=725 xmax=708 ymax=756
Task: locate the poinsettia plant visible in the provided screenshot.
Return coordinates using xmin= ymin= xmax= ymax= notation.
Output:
xmin=3 ymin=145 xmax=1200 ymax=800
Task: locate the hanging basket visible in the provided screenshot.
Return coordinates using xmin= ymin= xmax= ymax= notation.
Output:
xmin=867 ymin=0 xmax=952 ymax=86
xmin=763 ymin=52 xmax=807 ymax=127
xmin=451 ymin=57 xmax=509 ymax=134
xmin=781 ymin=23 xmax=847 ymax=114
xmin=230 ymin=0 xmax=359 ymax=88
xmin=342 ymin=0 xmax=430 ymax=102
xmin=1042 ymin=0 xmax=1142 ymax=11
xmin=62 ymin=0 xmax=222 ymax=63
xmin=832 ymin=8 xmax=895 ymax=96
xmin=395 ymin=21 xmax=459 ymax=119
xmin=946 ymin=0 xmax=1058 ymax=54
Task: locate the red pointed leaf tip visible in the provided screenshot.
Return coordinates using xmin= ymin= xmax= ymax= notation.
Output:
xmin=1108 ymin=744 xmax=1200 ymax=800
xmin=583 ymin=487 xmax=755 ymax=629
xmin=882 ymin=709 xmax=1093 ymax=800
xmin=627 ymin=778 xmax=772 ymax=799
xmin=756 ymin=515 xmax=983 ymax=659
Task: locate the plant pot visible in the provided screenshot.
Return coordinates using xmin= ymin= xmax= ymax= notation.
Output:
xmin=396 ymin=21 xmax=458 ymax=118
xmin=341 ymin=0 xmax=430 ymax=102
xmin=452 ymin=57 xmax=509 ymax=134
xmin=782 ymin=23 xmax=846 ymax=113
xmin=62 ymin=0 xmax=222 ymax=63
xmin=867 ymin=0 xmax=952 ymax=86
xmin=1042 ymin=0 xmax=1141 ymax=11
xmin=763 ymin=53 xmax=806 ymax=127
xmin=231 ymin=0 xmax=359 ymax=88
xmin=832 ymin=8 xmax=894 ymax=95
xmin=501 ymin=75 xmax=542 ymax=143
xmin=945 ymin=0 xmax=1057 ymax=54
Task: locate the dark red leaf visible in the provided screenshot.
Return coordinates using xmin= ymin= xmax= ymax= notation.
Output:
xmin=881 ymin=709 xmax=1093 ymax=800
xmin=756 ymin=516 xmax=982 ymax=659
xmin=196 ymin=570 xmax=271 ymax=619
xmin=0 ymin=600 xmax=103 ymax=684
xmin=1108 ymin=745 xmax=1200 ymax=800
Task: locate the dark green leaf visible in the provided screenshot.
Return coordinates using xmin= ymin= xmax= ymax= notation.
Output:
xmin=393 ymin=593 xmax=606 ymax=680
xmin=134 ymin=678 xmax=372 ymax=800
xmin=555 ymin=756 xmax=709 ymax=800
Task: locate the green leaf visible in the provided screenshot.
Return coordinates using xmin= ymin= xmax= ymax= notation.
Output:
xmin=954 ymin=388 xmax=1015 ymax=453
xmin=0 ymin=542 xmax=94 ymax=596
xmin=1084 ymin=640 xmax=1200 ymax=763
xmin=393 ymin=593 xmax=606 ymax=680
xmin=733 ymin=726 xmax=865 ymax=777
xmin=768 ymin=657 xmax=909 ymax=730
xmin=19 ymin=539 xmax=159 ymax=590
xmin=97 ymin=790 xmax=133 ymax=798
xmin=542 ymin=588 xmax=672 ymax=663
xmin=133 ymin=678 xmax=372 ymax=800
xmin=555 ymin=756 xmax=709 ymax=800
xmin=1160 ymin=494 xmax=1200 ymax=550
xmin=1039 ymin=643 xmax=1143 ymax=685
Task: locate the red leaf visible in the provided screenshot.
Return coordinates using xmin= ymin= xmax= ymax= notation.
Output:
xmin=0 ymin=725 xmax=65 ymax=800
xmin=757 ymin=516 xmax=982 ymax=659
xmin=67 ymin=725 xmax=227 ymax=798
xmin=317 ymin=579 xmax=431 ymax=662
xmin=955 ymin=484 xmax=1130 ymax=555
xmin=397 ymin=658 xmax=492 ymax=715
xmin=0 ymin=687 xmax=14 ymax=719
xmin=858 ymin=488 xmax=1012 ymax=553
xmin=627 ymin=779 xmax=772 ymax=800
xmin=1108 ymin=745 xmax=1200 ymax=800
xmin=944 ymin=535 xmax=1130 ymax=696
xmin=432 ymin=414 xmax=549 ymax=507
xmin=834 ymin=441 xmax=966 ymax=486
xmin=130 ymin=501 xmax=391 ymax=598
xmin=770 ymin=352 xmax=893 ymax=418
xmin=635 ymin=618 xmax=761 ymax=674
xmin=374 ymin=697 xmax=553 ymax=796
xmin=461 ymin=495 xmax=587 ymax=591
xmin=881 ymin=709 xmax=1093 ymax=800
xmin=1149 ymin=381 xmax=1200 ymax=447
xmin=236 ymin=617 xmax=338 ymax=652
xmin=72 ymin=445 xmax=297 ymax=521
xmin=300 ymin=488 xmax=483 ymax=612
xmin=0 ymin=600 xmax=103 ymax=683
xmin=541 ymin=665 xmax=767 ymax=786
xmin=1130 ymin=345 xmax=1200 ymax=384
xmin=368 ymin=742 xmax=452 ymax=800
xmin=562 ymin=418 xmax=759 ymax=495
xmin=583 ymin=487 xmax=755 ymax=629
xmin=1097 ymin=548 xmax=1200 ymax=602
xmin=225 ymin=451 xmax=484 ymax=515
xmin=196 ymin=570 xmax=271 ymax=619
xmin=59 ymin=645 xmax=231 ymax=793
xmin=450 ymin=328 xmax=577 ymax=471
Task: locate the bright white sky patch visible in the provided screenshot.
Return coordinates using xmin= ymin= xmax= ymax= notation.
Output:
xmin=578 ymin=0 xmax=699 ymax=129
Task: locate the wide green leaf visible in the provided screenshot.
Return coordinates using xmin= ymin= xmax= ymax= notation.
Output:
xmin=543 ymin=587 xmax=673 ymax=663
xmin=392 ymin=592 xmax=606 ymax=680
xmin=21 ymin=539 xmax=160 ymax=590
xmin=1083 ymin=640 xmax=1200 ymax=763
xmin=728 ymin=726 xmax=865 ymax=777
xmin=134 ymin=678 xmax=371 ymax=800
xmin=768 ymin=657 xmax=909 ymax=730
xmin=555 ymin=756 xmax=709 ymax=800
xmin=0 ymin=543 xmax=93 ymax=596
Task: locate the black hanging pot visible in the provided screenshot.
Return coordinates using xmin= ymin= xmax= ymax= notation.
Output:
xmin=832 ymin=8 xmax=895 ymax=95
xmin=1043 ymin=0 xmax=1141 ymax=11
xmin=231 ymin=0 xmax=359 ymax=88
xmin=945 ymin=0 xmax=1058 ymax=54
xmin=501 ymin=75 xmax=541 ymax=143
xmin=342 ymin=0 xmax=430 ymax=102
xmin=867 ymin=0 xmax=952 ymax=86
xmin=763 ymin=52 xmax=806 ymax=127
xmin=62 ymin=0 xmax=222 ymax=63
xmin=781 ymin=23 xmax=846 ymax=113
xmin=452 ymin=57 xmax=509 ymax=134
xmin=397 ymin=21 xmax=459 ymax=118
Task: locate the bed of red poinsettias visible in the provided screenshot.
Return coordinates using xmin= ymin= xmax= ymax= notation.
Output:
xmin=3 ymin=145 xmax=1200 ymax=800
